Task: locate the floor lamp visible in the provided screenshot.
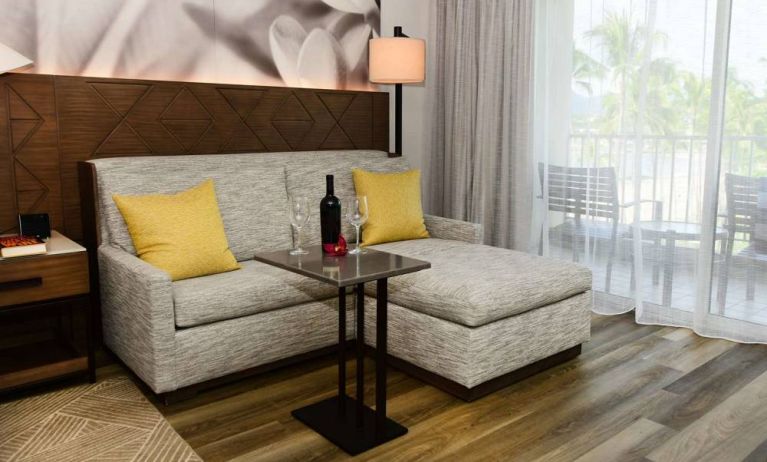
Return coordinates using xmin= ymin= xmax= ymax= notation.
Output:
xmin=369 ymin=26 xmax=425 ymax=156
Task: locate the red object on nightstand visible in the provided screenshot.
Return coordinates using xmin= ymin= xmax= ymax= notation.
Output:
xmin=323 ymin=234 xmax=348 ymax=256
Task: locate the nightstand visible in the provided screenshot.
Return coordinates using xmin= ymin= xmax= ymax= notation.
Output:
xmin=0 ymin=231 xmax=94 ymax=393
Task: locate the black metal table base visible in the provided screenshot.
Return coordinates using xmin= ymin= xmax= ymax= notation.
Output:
xmin=291 ymin=279 xmax=406 ymax=455
xmin=292 ymin=395 xmax=408 ymax=455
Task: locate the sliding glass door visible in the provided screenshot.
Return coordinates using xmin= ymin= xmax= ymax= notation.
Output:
xmin=704 ymin=0 xmax=767 ymax=341
xmin=534 ymin=0 xmax=767 ymax=342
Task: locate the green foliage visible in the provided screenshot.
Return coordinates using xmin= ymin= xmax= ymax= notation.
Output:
xmin=571 ymin=7 xmax=767 ymax=177
xmin=572 ymin=47 xmax=606 ymax=95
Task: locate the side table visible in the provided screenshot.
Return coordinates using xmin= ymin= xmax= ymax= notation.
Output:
xmin=254 ymin=246 xmax=430 ymax=455
xmin=0 ymin=231 xmax=94 ymax=394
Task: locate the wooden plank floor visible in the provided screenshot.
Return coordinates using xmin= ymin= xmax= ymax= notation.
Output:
xmin=98 ymin=313 xmax=767 ymax=461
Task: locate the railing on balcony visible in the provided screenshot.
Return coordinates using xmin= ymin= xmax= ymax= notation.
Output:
xmin=556 ymin=133 xmax=766 ymax=316
xmin=567 ymin=133 xmax=767 ymax=234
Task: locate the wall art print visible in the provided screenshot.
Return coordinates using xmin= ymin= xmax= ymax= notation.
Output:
xmin=0 ymin=0 xmax=381 ymax=90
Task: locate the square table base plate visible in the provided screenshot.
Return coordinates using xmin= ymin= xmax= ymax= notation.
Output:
xmin=291 ymin=395 xmax=408 ymax=455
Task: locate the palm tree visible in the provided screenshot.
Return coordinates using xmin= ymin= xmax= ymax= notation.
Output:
xmin=572 ymin=47 xmax=606 ymax=96
xmin=671 ymin=70 xmax=711 ymax=135
xmin=723 ymin=70 xmax=767 ymax=176
xmin=576 ymin=7 xmax=767 ymax=177
xmin=724 ymin=70 xmax=767 ymax=136
xmin=585 ymin=9 xmax=675 ymax=135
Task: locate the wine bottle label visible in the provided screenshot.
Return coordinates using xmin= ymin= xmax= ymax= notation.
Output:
xmin=320 ymin=175 xmax=341 ymax=252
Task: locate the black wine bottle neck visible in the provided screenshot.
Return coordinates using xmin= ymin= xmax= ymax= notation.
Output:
xmin=326 ymin=175 xmax=334 ymax=196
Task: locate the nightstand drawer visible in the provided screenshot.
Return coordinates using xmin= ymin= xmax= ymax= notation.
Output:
xmin=0 ymin=253 xmax=89 ymax=307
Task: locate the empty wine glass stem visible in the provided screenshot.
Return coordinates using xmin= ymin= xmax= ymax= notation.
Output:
xmin=296 ymin=226 xmax=302 ymax=251
xmin=355 ymin=225 xmax=360 ymax=251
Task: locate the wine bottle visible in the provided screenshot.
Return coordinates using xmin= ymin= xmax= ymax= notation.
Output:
xmin=320 ymin=174 xmax=341 ymax=252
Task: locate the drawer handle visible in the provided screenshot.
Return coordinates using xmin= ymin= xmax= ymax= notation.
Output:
xmin=0 ymin=277 xmax=43 ymax=291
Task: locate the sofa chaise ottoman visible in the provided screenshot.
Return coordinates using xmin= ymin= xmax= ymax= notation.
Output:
xmin=365 ymin=238 xmax=591 ymax=400
xmin=80 ymin=149 xmax=591 ymax=402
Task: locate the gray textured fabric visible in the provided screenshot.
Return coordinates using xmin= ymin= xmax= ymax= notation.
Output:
xmin=91 ymin=160 xmax=292 ymax=261
xmin=284 ymin=152 xmax=410 ymax=245
xmin=424 ymin=214 xmax=484 ymax=244
xmin=100 ymin=233 xmax=591 ymax=392
xmin=100 ymin=245 xmax=354 ymax=394
xmin=368 ymin=238 xmax=592 ymax=327
xmin=94 ymin=149 xmax=594 ymax=394
xmin=426 ymin=0 xmax=534 ymax=250
xmin=173 ymin=259 xmax=337 ymax=328
xmin=174 ymin=298 xmax=355 ymax=389
xmin=88 ymin=150 xmax=406 ymax=255
xmin=99 ymin=245 xmax=177 ymax=392
xmin=365 ymin=291 xmax=591 ymax=388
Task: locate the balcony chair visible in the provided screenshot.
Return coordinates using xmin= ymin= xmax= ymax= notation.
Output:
xmin=538 ymin=163 xmax=662 ymax=294
xmin=717 ymin=173 xmax=767 ymax=312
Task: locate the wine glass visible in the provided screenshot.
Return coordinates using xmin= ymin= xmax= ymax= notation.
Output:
xmin=288 ymin=196 xmax=310 ymax=255
xmin=346 ymin=196 xmax=368 ymax=255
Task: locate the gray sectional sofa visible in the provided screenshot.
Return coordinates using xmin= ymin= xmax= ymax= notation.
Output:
xmin=84 ymin=150 xmax=592 ymax=401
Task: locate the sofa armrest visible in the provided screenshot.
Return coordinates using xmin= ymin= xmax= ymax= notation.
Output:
xmin=424 ymin=214 xmax=484 ymax=244
xmin=98 ymin=245 xmax=177 ymax=393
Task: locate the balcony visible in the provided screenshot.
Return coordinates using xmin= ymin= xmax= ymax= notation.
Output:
xmin=544 ymin=133 xmax=767 ymax=324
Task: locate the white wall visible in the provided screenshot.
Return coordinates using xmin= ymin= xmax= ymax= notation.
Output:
xmin=380 ymin=0 xmax=432 ymax=173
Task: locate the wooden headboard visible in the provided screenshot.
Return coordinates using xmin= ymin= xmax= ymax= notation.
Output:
xmin=0 ymin=73 xmax=389 ymax=240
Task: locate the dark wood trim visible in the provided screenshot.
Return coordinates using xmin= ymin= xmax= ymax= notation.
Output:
xmin=0 ymin=294 xmax=88 ymax=315
xmin=0 ymin=253 xmax=89 ymax=308
xmin=0 ymin=277 xmax=43 ymax=291
xmin=77 ymin=161 xmax=102 ymax=343
xmin=0 ymin=356 xmax=88 ymax=392
xmin=0 ymin=72 xmax=390 ymax=242
xmin=77 ymin=161 xmax=100 ymax=251
xmin=371 ymin=344 xmax=583 ymax=402
xmin=158 ymin=342 xmax=357 ymax=405
xmin=0 ymin=293 xmax=94 ymax=394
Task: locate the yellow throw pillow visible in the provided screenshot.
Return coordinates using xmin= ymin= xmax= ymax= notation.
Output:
xmin=112 ymin=179 xmax=240 ymax=281
xmin=352 ymin=169 xmax=429 ymax=246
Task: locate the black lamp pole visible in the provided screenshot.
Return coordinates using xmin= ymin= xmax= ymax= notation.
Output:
xmin=393 ymin=26 xmax=406 ymax=156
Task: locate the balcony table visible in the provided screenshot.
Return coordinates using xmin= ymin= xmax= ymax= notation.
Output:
xmin=639 ymin=221 xmax=728 ymax=307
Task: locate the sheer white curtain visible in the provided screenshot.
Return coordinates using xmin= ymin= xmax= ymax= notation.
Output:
xmin=534 ymin=0 xmax=767 ymax=343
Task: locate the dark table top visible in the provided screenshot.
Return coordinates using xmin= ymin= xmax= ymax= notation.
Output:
xmin=253 ymin=245 xmax=431 ymax=288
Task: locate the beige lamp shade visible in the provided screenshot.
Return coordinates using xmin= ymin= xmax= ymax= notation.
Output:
xmin=369 ymin=37 xmax=425 ymax=84
xmin=0 ymin=42 xmax=32 ymax=74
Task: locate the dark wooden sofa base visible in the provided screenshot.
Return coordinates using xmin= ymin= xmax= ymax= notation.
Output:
xmin=154 ymin=342 xmax=582 ymax=405
xmin=377 ymin=344 xmax=583 ymax=402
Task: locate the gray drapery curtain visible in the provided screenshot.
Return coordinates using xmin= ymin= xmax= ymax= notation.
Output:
xmin=424 ymin=0 xmax=534 ymax=250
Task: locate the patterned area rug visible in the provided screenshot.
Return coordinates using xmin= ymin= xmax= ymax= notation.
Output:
xmin=0 ymin=376 xmax=201 ymax=461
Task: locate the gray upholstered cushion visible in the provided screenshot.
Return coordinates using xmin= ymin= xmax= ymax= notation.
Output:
xmin=365 ymin=292 xmax=591 ymax=388
xmin=91 ymin=159 xmax=292 ymax=261
xmin=367 ymin=238 xmax=592 ymax=327
xmin=89 ymin=150 xmax=406 ymax=255
xmin=172 ymin=259 xmax=337 ymax=328
xmin=284 ymin=152 xmax=410 ymax=245
xmin=424 ymin=214 xmax=483 ymax=244
xmin=174 ymin=299 xmax=355 ymax=390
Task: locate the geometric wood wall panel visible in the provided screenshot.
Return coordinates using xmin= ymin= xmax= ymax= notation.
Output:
xmin=0 ymin=74 xmax=62 ymax=235
xmin=0 ymin=73 xmax=389 ymax=240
